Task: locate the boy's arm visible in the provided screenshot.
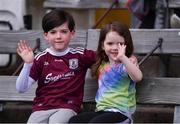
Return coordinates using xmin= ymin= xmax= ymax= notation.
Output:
xmin=16 ymin=40 xmax=36 ymax=93
xmin=16 ymin=63 xmax=35 ymax=93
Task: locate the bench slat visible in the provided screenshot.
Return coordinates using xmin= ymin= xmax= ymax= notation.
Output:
xmin=0 ymin=76 xmax=36 ymax=102
xmin=1 ymin=77 xmax=180 ymax=105
xmin=173 ymin=106 xmax=180 ymax=123
xmin=0 ymin=30 xmax=87 ymax=54
xmin=0 ymin=75 xmax=98 ymax=102
xmin=84 ymin=71 xmax=98 ymax=102
xmin=43 ymin=0 xmax=125 ymax=9
xmin=132 ymin=29 xmax=180 ymax=54
xmin=137 ymin=77 xmax=180 ymax=104
xmin=1 ymin=29 xmax=180 ymax=54
xmin=0 ymin=30 xmax=44 ymax=54
xmin=84 ymin=77 xmax=180 ymax=104
xmin=87 ymin=29 xmax=180 ymax=54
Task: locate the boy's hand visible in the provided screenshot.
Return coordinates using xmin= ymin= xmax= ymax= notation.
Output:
xmin=17 ymin=40 xmax=34 ymax=63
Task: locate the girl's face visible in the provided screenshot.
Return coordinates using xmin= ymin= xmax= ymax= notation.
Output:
xmin=44 ymin=22 xmax=75 ymax=52
xmin=103 ymin=31 xmax=125 ymax=63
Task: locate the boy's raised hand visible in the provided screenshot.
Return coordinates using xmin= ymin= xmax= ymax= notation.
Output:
xmin=17 ymin=40 xmax=34 ymax=63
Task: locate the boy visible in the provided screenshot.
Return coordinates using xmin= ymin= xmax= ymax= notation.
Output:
xmin=16 ymin=9 xmax=96 ymax=123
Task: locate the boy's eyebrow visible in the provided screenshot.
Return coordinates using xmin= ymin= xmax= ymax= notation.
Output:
xmin=51 ymin=28 xmax=69 ymax=31
xmin=59 ymin=28 xmax=70 ymax=31
xmin=62 ymin=29 xmax=70 ymax=30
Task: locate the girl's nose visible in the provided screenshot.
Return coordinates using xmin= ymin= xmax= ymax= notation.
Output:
xmin=112 ymin=44 xmax=118 ymax=49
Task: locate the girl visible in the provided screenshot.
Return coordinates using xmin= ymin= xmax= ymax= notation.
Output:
xmin=69 ymin=21 xmax=143 ymax=123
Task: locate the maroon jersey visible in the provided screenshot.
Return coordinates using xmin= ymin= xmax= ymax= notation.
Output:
xmin=30 ymin=47 xmax=96 ymax=112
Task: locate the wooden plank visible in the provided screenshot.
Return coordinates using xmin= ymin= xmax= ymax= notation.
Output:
xmin=0 ymin=30 xmax=87 ymax=54
xmin=83 ymin=70 xmax=98 ymax=102
xmin=1 ymin=76 xmax=180 ymax=106
xmin=84 ymin=77 xmax=180 ymax=104
xmin=131 ymin=29 xmax=180 ymax=54
xmin=69 ymin=30 xmax=87 ymax=48
xmin=0 ymin=75 xmax=98 ymax=102
xmin=0 ymin=30 xmax=45 ymax=54
xmin=86 ymin=29 xmax=100 ymax=50
xmin=0 ymin=76 xmax=36 ymax=102
xmin=1 ymin=29 xmax=180 ymax=54
xmin=87 ymin=29 xmax=180 ymax=54
xmin=169 ymin=0 xmax=180 ymax=8
xmin=43 ymin=0 xmax=125 ymax=9
xmin=173 ymin=106 xmax=180 ymax=123
xmin=136 ymin=77 xmax=180 ymax=104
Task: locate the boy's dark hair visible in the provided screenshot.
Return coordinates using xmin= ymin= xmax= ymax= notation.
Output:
xmin=42 ymin=9 xmax=75 ymax=32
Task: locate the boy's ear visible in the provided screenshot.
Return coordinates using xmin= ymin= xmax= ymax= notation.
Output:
xmin=70 ymin=30 xmax=75 ymax=40
xmin=43 ymin=32 xmax=49 ymax=41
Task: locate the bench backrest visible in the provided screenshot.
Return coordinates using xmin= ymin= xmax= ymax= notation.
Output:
xmin=0 ymin=30 xmax=87 ymax=54
xmin=0 ymin=29 xmax=180 ymax=105
xmin=1 ymin=29 xmax=180 ymax=54
xmin=87 ymin=29 xmax=180 ymax=54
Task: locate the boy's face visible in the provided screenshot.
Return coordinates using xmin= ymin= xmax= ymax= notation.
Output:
xmin=44 ymin=22 xmax=75 ymax=52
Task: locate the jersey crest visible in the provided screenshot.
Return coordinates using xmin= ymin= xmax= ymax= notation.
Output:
xmin=69 ymin=58 xmax=78 ymax=69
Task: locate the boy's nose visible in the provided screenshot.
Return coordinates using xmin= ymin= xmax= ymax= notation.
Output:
xmin=56 ymin=33 xmax=62 ymax=38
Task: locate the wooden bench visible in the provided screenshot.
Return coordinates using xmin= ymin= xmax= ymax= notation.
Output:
xmin=0 ymin=29 xmax=180 ymax=123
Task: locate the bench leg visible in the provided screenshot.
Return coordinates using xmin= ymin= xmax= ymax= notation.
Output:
xmin=0 ymin=103 xmax=3 ymax=112
xmin=173 ymin=106 xmax=180 ymax=123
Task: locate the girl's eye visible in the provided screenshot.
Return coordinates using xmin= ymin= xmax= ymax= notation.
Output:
xmin=119 ymin=43 xmax=124 ymax=45
xmin=118 ymin=42 xmax=125 ymax=45
xmin=107 ymin=42 xmax=113 ymax=45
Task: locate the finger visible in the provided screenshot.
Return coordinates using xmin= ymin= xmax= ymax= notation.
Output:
xmin=118 ymin=43 xmax=122 ymax=51
xmin=28 ymin=47 xmax=33 ymax=52
xmin=16 ymin=47 xmax=21 ymax=54
xmin=21 ymin=40 xmax=28 ymax=49
xmin=123 ymin=45 xmax=126 ymax=50
xmin=19 ymin=40 xmax=28 ymax=50
xmin=17 ymin=42 xmax=23 ymax=52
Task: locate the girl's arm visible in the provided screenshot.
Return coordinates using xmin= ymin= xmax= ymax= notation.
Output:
xmin=117 ymin=44 xmax=143 ymax=82
xmin=121 ymin=55 xmax=143 ymax=82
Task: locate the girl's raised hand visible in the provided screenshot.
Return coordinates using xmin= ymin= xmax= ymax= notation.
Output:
xmin=17 ymin=40 xmax=34 ymax=63
xmin=116 ymin=43 xmax=126 ymax=61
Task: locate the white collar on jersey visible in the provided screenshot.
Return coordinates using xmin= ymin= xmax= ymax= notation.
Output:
xmin=46 ymin=47 xmax=70 ymax=56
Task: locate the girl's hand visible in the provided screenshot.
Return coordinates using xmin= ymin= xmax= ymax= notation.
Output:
xmin=17 ymin=40 xmax=34 ymax=63
xmin=116 ymin=43 xmax=126 ymax=61
xmin=129 ymin=55 xmax=137 ymax=65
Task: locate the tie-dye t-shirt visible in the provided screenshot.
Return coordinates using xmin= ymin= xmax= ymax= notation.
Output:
xmin=95 ymin=63 xmax=136 ymax=118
